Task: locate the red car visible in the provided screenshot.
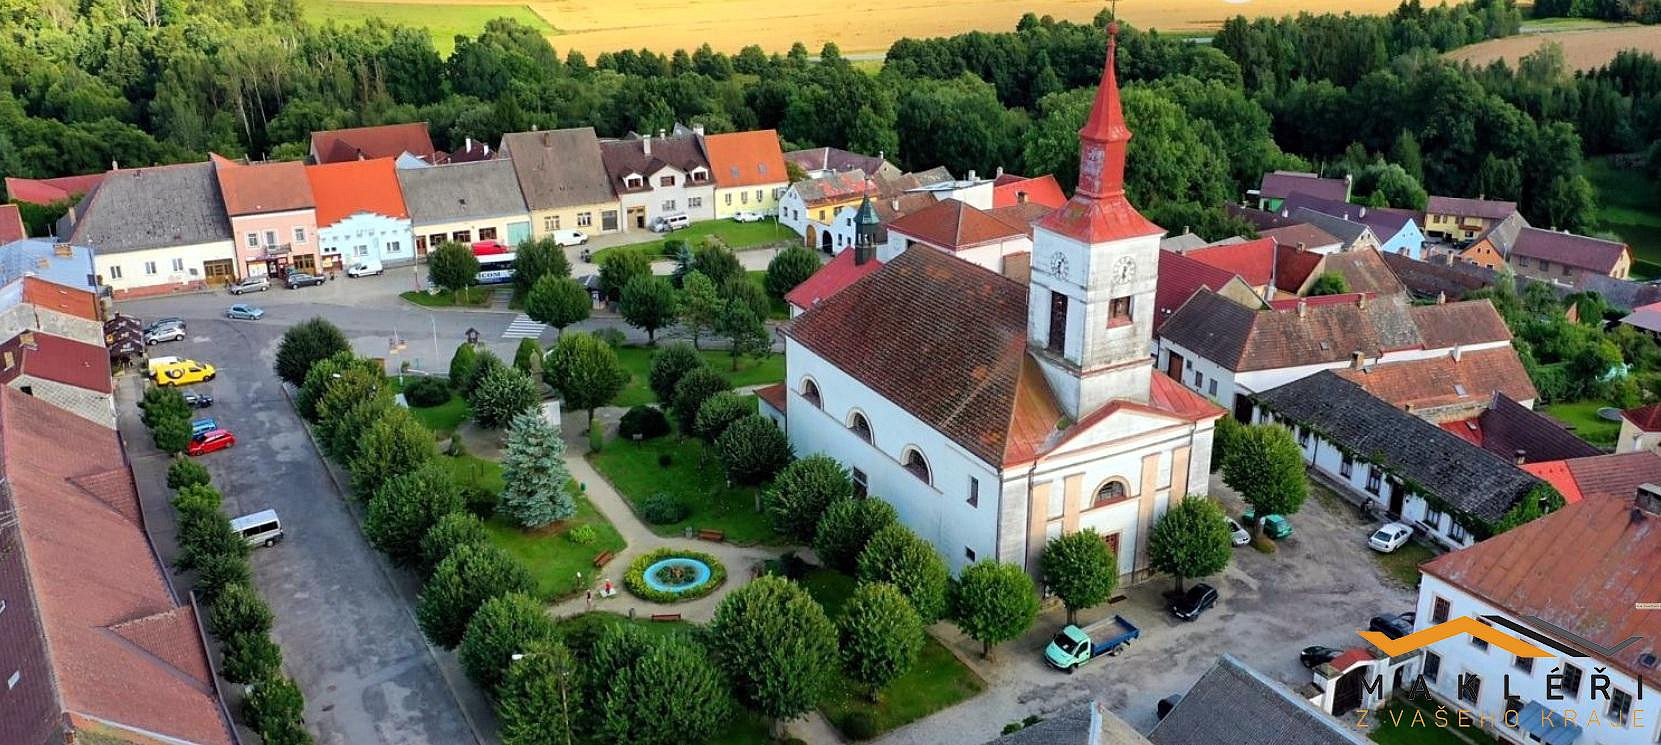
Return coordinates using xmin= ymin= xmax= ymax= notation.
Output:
xmin=187 ymin=429 xmax=236 ymax=456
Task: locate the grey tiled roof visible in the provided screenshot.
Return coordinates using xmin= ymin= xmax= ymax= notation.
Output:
xmin=1149 ymin=655 xmax=1371 ymax=745
xmin=985 ymin=701 xmax=1152 ymax=745
xmin=396 ymin=160 xmax=528 ymax=226
xmin=499 ymin=128 xmax=615 ymax=210
xmin=1576 ymin=272 xmax=1661 ymax=312
xmin=1289 ymin=207 xmax=1372 ymax=248
xmin=1380 ymin=252 xmax=1496 ymax=300
xmin=1255 ymin=371 xmax=1542 ymax=521
xmin=69 ymin=163 xmax=232 ymax=254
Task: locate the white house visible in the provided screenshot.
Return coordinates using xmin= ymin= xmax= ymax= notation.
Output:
xmin=771 ymin=28 xmax=1224 ymax=580
xmin=67 ymin=162 xmax=238 ymax=297
xmin=305 ymin=158 xmax=415 ymax=269
xmin=825 ymin=192 xmax=937 ymax=255
xmin=599 ymin=131 xmax=716 ymax=232
xmin=779 ymin=170 xmax=874 ymax=250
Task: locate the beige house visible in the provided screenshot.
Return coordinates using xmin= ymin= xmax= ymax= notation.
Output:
xmin=1423 ymin=195 xmax=1517 ymax=242
xmin=1618 ymin=403 xmax=1661 ymax=454
xmin=499 ymin=128 xmax=621 ymax=239
xmin=397 ymin=160 xmax=533 ymax=251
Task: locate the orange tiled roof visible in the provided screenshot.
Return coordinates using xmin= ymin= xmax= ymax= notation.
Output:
xmin=1334 ymin=347 xmax=1537 ymax=412
xmin=214 ymin=159 xmax=314 ymax=216
xmin=1185 ymin=238 xmax=1276 ymax=286
xmin=305 ymin=158 xmax=408 ymax=226
xmin=887 ymin=199 xmax=1027 ymax=250
xmin=703 ymin=130 xmax=787 ymax=188
xmin=992 ymin=174 xmax=1067 ymax=209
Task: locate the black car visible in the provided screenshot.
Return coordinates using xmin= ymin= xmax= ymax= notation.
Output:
xmin=183 ymin=392 xmax=214 ymax=408
xmin=1300 ymin=645 xmax=1344 ymax=669
xmin=1167 ymin=583 xmax=1219 ymax=621
xmin=286 ymin=272 xmax=326 ymax=288
xmin=1368 ymin=613 xmax=1415 ymax=640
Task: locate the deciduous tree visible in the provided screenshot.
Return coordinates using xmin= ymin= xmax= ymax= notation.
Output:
xmin=543 ymin=332 xmax=628 ymax=422
xmin=764 ymin=247 xmax=820 ymax=297
xmin=707 ymin=575 xmax=838 ymax=733
xmin=497 ymin=640 xmax=582 ymax=745
xmin=857 ymin=524 xmax=949 ymax=623
xmin=765 ymin=454 xmax=853 ymax=542
xmin=679 ymin=271 xmax=722 ymax=349
xmin=363 ymin=462 xmax=464 ymax=567
xmin=274 ymin=317 xmax=349 ymax=386
xmin=839 ymin=582 xmax=924 ymax=700
xmin=525 ymin=275 xmax=591 ymax=337
xmin=815 ymin=498 xmax=898 ymax=573
xmin=715 ymin=414 xmax=793 ymax=485
xmin=1222 ymin=423 xmax=1308 ymax=537
xmin=429 ymin=241 xmax=481 ymax=302
xmin=1148 ymin=497 xmax=1235 ymax=593
xmin=416 ymin=542 xmax=535 ymax=648
xmin=458 ymin=592 xmax=559 ymax=693
xmin=1039 ymin=530 xmax=1118 ymax=624
xmin=648 ymin=343 xmax=704 ymax=403
xmin=950 ymin=560 xmax=1039 ymax=659
xmin=349 ymin=409 xmax=436 ymax=497
xmin=619 ymin=274 xmax=679 ymax=344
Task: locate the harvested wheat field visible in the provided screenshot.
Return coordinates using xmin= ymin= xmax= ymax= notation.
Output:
xmin=1447 ymin=25 xmax=1661 ymax=70
xmin=310 ymin=0 xmax=1405 ymax=56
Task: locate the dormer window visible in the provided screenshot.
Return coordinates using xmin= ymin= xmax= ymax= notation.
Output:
xmin=758 ymin=163 xmax=768 ymax=175
xmin=690 ymin=168 xmax=708 ymax=183
xmin=624 ymin=175 xmax=643 ymax=189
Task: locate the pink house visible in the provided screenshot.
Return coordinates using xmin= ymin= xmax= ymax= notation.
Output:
xmin=212 ymin=157 xmax=320 ymax=278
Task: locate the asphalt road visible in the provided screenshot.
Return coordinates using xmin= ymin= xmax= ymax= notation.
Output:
xmin=114 ymin=310 xmax=485 ymax=745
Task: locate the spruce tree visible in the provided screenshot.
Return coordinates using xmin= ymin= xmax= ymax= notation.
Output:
xmin=499 ymin=410 xmax=573 ymax=529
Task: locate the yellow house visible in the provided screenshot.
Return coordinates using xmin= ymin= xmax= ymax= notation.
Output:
xmin=701 ymin=129 xmax=790 ymax=219
xmin=1424 ymin=195 xmax=1516 ymax=242
xmin=778 ymin=170 xmax=876 ymax=251
xmin=498 ymin=128 xmax=622 ymax=238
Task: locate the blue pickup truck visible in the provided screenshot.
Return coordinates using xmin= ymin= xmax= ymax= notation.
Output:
xmin=1043 ymin=615 xmax=1141 ymax=672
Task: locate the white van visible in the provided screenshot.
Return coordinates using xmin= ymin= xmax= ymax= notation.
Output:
xmin=145 ymin=355 xmax=183 ymax=375
xmin=230 ymin=509 xmax=284 ymax=548
xmin=651 ymin=213 xmax=691 ymax=233
xmin=551 ymin=229 xmax=588 ymax=247
xmin=346 ymin=259 xmax=384 ymax=277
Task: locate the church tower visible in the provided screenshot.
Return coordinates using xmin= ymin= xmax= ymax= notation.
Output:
xmin=1026 ymin=19 xmax=1166 ymax=420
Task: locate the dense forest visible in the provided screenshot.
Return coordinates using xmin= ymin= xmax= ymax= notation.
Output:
xmin=2 ymin=0 xmax=1659 ymax=239
xmin=1532 ymin=0 xmax=1661 ymax=23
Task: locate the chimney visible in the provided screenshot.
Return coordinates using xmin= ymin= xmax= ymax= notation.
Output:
xmin=693 ymin=123 xmax=705 ymax=136
xmin=1296 ymin=299 xmax=1308 ymax=318
xmin=53 ymin=242 xmax=72 ymax=257
xmin=1637 ymin=484 xmax=1661 ymax=516
xmin=465 ymin=137 xmax=473 ymax=152
xmin=1017 ymin=191 xmax=1028 ymax=205
xmin=642 ymin=132 xmax=652 ymax=156
xmin=1451 ymin=345 xmax=1463 ymax=362
xmin=657 ymin=128 xmax=667 ymax=139
xmin=1359 ymin=206 xmax=1367 ymax=218
xmin=878 ymin=150 xmax=885 ymax=163
xmin=1514 ymin=449 xmax=1527 ymax=465
xmin=111 ymin=160 xmax=119 ymax=170
xmin=1296 ymin=242 xmax=1306 ymax=252
xmin=1183 ymin=225 xmax=1191 ymax=236
xmin=995 ymin=166 xmax=1004 ymax=178
xmin=1404 ymin=402 xmax=1415 ymax=412
xmin=1436 ymin=291 xmax=1446 ymax=305
xmin=968 ymin=169 xmax=977 ymax=182
xmin=1357 ymin=294 xmax=1368 ymax=310
xmin=541 ymin=131 xmax=551 ymax=147
xmin=1350 ymin=351 xmax=1364 ymax=369
xmin=1479 ymin=193 xmax=1486 ymax=201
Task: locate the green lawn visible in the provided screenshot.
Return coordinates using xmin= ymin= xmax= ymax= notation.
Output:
xmin=438 ymin=453 xmax=505 ymax=494
xmin=795 ymin=568 xmax=985 ymax=740
xmin=1542 ymin=400 xmax=1621 ymax=447
xmin=588 ymin=434 xmax=784 ymax=545
xmin=747 ymin=270 xmax=792 ymax=320
xmin=298 ymin=0 xmax=553 ymax=56
xmin=591 ymin=220 xmax=793 ymax=261
xmin=482 ymin=495 xmax=626 ymax=600
xmin=1583 ymin=156 xmax=1661 ymax=279
xmin=390 ymin=379 xmax=469 ymax=438
xmin=1368 ymin=700 xmax=1501 ymax=744
xmin=611 ymin=344 xmax=784 ymax=408
xmin=1373 ymin=542 xmax=1434 ymax=589
xmin=399 ymin=287 xmax=494 ymax=308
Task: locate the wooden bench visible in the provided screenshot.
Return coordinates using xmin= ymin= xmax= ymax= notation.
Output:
xmin=696 ymin=529 xmax=725 ymax=542
xmin=649 ymin=613 xmax=681 ymax=622
xmin=592 ymin=551 xmax=615 ymax=568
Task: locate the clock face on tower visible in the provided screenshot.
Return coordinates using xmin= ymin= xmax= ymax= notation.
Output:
xmin=1048 ymin=251 xmax=1070 ymax=281
xmin=1113 ymin=256 xmax=1136 ymax=284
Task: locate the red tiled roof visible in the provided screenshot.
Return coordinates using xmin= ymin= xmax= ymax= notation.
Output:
xmin=1035 ymin=193 xmax=1164 ymax=245
xmin=1156 ymin=249 xmax=1243 ymax=332
xmin=0 ymin=331 xmax=113 ymax=393
xmin=0 ymin=203 xmax=24 ymax=242
xmin=214 ymin=159 xmax=314 ymax=216
xmin=311 ymin=122 xmax=436 ymax=164
xmin=986 ymin=203 xmax=1054 ymax=237
xmin=1520 ymin=459 xmax=1581 ymax=502
xmin=794 ymin=170 xmax=877 ymax=207
xmin=756 ymin=382 xmax=787 ymax=412
xmin=1147 ymin=372 xmax=1227 ymax=420
xmin=1439 ymin=417 xmax=1484 ymax=446
xmin=887 ymin=199 xmax=1027 ymax=250
xmin=784 ymin=249 xmax=883 ymax=311
xmin=992 ymin=174 xmax=1067 ymax=209
xmin=1184 ymin=238 xmax=1275 ymax=286
xmin=1318 ymin=249 xmax=1407 ymax=296
xmin=2 ymin=387 xmax=234 ymax=744
xmin=1622 ymin=402 xmax=1661 ymax=432
xmin=305 ymin=158 xmax=409 ymax=226
xmin=1273 ymin=243 xmax=1326 ymax=293
xmin=1508 ymin=227 xmax=1629 ymax=274
xmin=1334 ymin=347 xmax=1537 ymax=412
xmin=1421 ymin=489 xmax=1661 ymax=689
xmin=703 ymin=129 xmax=787 ymax=188
xmin=1561 ymin=451 xmax=1661 ymax=502
xmin=4 ymin=173 xmax=105 ymax=205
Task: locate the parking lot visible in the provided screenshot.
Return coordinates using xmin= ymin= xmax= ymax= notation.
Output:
xmin=876 ymin=483 xmax=1417 ymax=745
xmin=115 ymin=310 xmax=486 ymax=745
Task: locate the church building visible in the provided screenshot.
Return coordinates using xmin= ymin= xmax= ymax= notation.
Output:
xmin=769 ymin=23 xmax=1224 ymax=582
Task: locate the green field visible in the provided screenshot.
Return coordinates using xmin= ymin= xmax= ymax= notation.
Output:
xmin=588 ymin=432 xmax=784 ymax=545
xmin=591 ymin=220 xmax=794 ymax=262
xmin=612 ymin=344 xmax=785 ymax=408
xmin=298 ymin=0 xmax=553 ymax=56
xmin=1584 ymin=156 xmax=1661 ymax=279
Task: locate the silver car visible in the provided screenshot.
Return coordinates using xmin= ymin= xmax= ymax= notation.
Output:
xmin=145 ymin=325 xmax=186 ymax=345
xmin=228 ymin=276 xmax=271 ymax=295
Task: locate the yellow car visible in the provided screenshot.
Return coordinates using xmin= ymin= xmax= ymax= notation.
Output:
xmin=153 ymin=359 xmax=217 ymax=386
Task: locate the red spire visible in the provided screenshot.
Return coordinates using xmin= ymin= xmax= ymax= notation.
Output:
xmin=1076 ymin=21 xmax=1130 ymax=199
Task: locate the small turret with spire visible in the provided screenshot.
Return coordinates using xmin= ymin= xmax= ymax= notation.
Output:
xmin=853 ymin=193 xmax=879 ymax=266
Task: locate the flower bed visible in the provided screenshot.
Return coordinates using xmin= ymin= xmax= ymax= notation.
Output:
xmin=623 ymin=547 xmax=727 ymax=603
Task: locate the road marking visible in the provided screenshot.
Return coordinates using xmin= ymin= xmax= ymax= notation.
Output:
xmin=501 ymin=314 xmax=547 ymax=340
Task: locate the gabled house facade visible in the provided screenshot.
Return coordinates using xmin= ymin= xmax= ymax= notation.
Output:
xmin=701 ymin=129 xmax=789 ymax=218
xmin=68 ymin=163 xmax=237 ymax=297
xmin=784 ymin=146 xmax=899 ymax=181
xmin=396 ymin=159 xmax=532 ymax=254
xmin=213 ymin=158 xmax=320 ymax=278
xmin=1616 ymin=402 xmax=1661 ymax=454
xmin=1278 ymin=193 xmax=1426 ymax=258
xmin=305 ymin=158 xmax=414 ymax=270
xmin=1507 ymin=227 xmax=1631 ymax=283
xmin=1251 ymin=171 xmax=1350 ymax=211
xmin=1454 ymin=211 xmax=1526 ymax=270
xmin=878 ymin=198 xmax=1040 ymax=275
xmin=1287 ymin=207 xmax=1380 ymax=252
xmin=0 ymin=238 xmax=106 ymax=345
xmin=825 ymin=191 xmax=936 ymax=255
xmin=600 ymin=130 xmax=716 ymax=232
xmin=0 ymin=329 xmax=115 ymax=427
xmin=499 ymin=128 xmax=621 ymax=239
xmin=779 ymin=170 xmax=876 ymax=249
xmin=1424 ymin=195 xmax=1517 ymax=242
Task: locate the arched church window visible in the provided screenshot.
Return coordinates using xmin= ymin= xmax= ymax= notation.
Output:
xmin=902 ymin=448 xmax=931 ymax=485
xmin=848 ymin=411 xmax=872 ymax=443
xmin=1093 ymin=479 xmax=1130 ymax=508
xmin=801 ymin=378 xmax=822 ymax=408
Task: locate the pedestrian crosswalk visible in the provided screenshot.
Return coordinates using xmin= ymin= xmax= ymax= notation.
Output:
xmin=501 ymin=314 xmax=547 ymax=340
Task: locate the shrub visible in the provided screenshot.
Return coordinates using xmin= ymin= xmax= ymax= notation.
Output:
xmin=765 ymin=455 xmax=853 ymax=543
xmin=593 ymin=327 xmax=626 ymax=348
xmin=462 ymin=483 xmax=499 ymax=518
xmin=671 ymin=367 xmax=730 ymax=433
xmin=194 ymin=552 xmax=252 ymax=603
xmin=470 ymin=365 xmax=542 ymax=429
xmin=618 ymin=405 xmax=671 ymax=440
xmin=465 ymin=351 xmax=508 ymax=399
xmin=416 ymin=542 xmax=536 ymax=648
xmin=693 ymin=392 xmax=753 ymax=444
xmin=166 ymin=459 xmax=212 ymax=490
xmin=647 ymin=343 xmax=704 ymax=403
xmin=513 ymin=338 xmax=544 ymax=376
xmin=841 ymin=712 xmax=878 ymax=741
xmin=765 ymin=247 xmax=821 ymax=297
xmin=640 ymin=493 xmax=690 ymax=525
xmin=221 ymin=631 xmax=283 ymax=684
xmin=814 ymin=498 xmax=899 ymax=573
xmin=363 ymin=462 xmax=465 ymax=567
xmin=420 ymin=512 xmax=489 ymax=576
xmin=567 ymin=524 xmax=598 ymax=545
xmin=273 ymin=317 xmax=350 ymax=386
xmin=715 ymin=415 xmax=793 ymax=485
xmin=244 ymin=675 xmax=310 ymax=745
xmin=209 ymin=582 xmax=273 ymax=639
xmin=622 ymin=547 xmax=728 ymax=603
xmin=458 ymin=592 xmax=559 ymax=693
xmin=402 ymin=376 xmax=452 ymax=407
xmin=449 ymin=343 xmax=481 ymax=392
xmin=657 ymin=452 xmax=673 ymax=468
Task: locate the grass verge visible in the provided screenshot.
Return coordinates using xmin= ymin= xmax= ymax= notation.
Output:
xmin=1542 ymin=399 xmax=1620 ymax=447
xmin=389 ymin=379 xmax=469 ymax=438
xmin=1372 ymin=542 xmax=1434 ymax=589
xmin=483 ymin=494 xmax=626 ymax=601
xmin=611 ymin=344 xmax=784 ymax=408
xmin=399 ymin=287 xmax=493 ymax=308
xmin=588 ymin=434 xmax=783 ymax=544
xmin=590 ymin=219 xmax=792 ymax=262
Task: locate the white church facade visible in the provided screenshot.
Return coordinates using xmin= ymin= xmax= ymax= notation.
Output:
xmin=770 ymin=26 xmax=1224 ymax=581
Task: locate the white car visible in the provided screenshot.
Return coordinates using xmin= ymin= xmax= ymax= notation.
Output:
xmin=346 ymin=260 xmax=384 ymax=278
xmin=145 ymin=325 xmax=187 ymax=345
xmin=1368 ymin=522 xmax=1414 ymax=553
xmin=732 ymin=210 xmax=765 ymax=223
xmin=1226 ymin=517 xmax=1251 ymax=547
xmin=551 ymin=229 xmax=589 ymax=247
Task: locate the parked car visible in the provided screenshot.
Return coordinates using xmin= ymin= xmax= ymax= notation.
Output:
xmin=228 ymin=276 xmax=270 ymax=295
xmin=732 ymin=210 xmax=765 ymax=223
xmin=225 ymin=304 xmax=265 ymax=320
xmin=190 ymin=417 xmax=218 ymax=437
xmin=1300 ymin=646 xmax=1345 ymax=669
xmin=551 ymin=229 xmax=589 ymax=247
xmin=144 ymin=318 xmax=185 ymax=335
xmin=231 ymin=509 xmax=284 ymax=548
xmin=1241 ymin=508 xmax=1293 ymax=539
xmin=286 ymin=272 xmax=326 ymax=288
xmin=1226 ymin=517 xmax=1251 ymax=547
xmin=1156 ymin=695 xmax=1183 ymax=720
xmin=1368 ymin=613 xmax=1416 ymax=640
xmin=152 ymin=359 xmax=216 ymax=386
xmin=1368 ymin=522 xmax=1414 ymax=553
xmin=183 ymin=392 xmax=214 ymax=408
xmin=1043 ymin=615 xmax=1140 ymax=672
xmin=186 ymin=429 xmax=236 ymax=456
xmin=346 ymin=260 xmax=383 ymax=277
xmin=144 ymin=325 xmax=186 ymax=345
xmin=1167 ymin=583 xmax=1219 ymax=621
xmin=650 ymin=213 xmax=691 ymax=232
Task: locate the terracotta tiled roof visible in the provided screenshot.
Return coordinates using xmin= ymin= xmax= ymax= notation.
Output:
xmin=311 ymin=122 xmax=437 ymax=164
xmin=213 ymin=159 xmax=314 ymax=216
xmin=784 ymin=147 xmax=887 ymax=176
xmin=784 ymin=249 xmax=883 ymax=311
xmin=1408 ymin=300 xmax=1513 ymax=349
xmin=1184 ymin=238 xmax=1275 ymax=286
xmin=1421 ymin=489 xmax=1661 ymax=689
xmin=305 ymin=158 xmax=409 ymax=226
xmin=888 ymin=199 xmax=1030 ymax=250
xmin=992 ymin=174 xmax=1067 ymax=209
xmin=793 ymin=170 xmax=876 ymax=207
xmin=0 ymin=331 xmax=113 ymax=393
xmin=1273 ymin=243 xmax=1326 ymax=293
xmin=2 ymin=387 xmax=234 ymax=744
xmin=1508 ymin=227 xmax=1629 ymax=274
xmin=1265 ymin=293 xmax=1373 ymax=311
xmin=4 ymin=173 xmax=105 ymax=205
xmin=0 ymin=203 xmax=24 ymax=242
xmin=1622 ymin=402 xmax=1661 ymax=432
xmin=1380 ymin=252 xmax=1496 ymax=300
xmin=1156 ymin=249 xmax=1244 ymax=332
xmin=1318 ymin=249 xmax=1407 ymax=296
xmin=1261 ymin=224 xmax=1341 ymax=253
xmin=1425 ymin=195 xmax=1516 ymax=222
xmin=986 ymin=203 xmax=1054 ymax=237
xmin=756 ymin=382 xmax=787 ymax=412
xmin=703 ymin=129 xmax=787 ymax=188
xmin=1257 ymin=171 xmax=1349 ymax=202
xmin=1147 ymin=372 xmax=1227 ymax=420
xmin=1335 ymin=348 xmax=1537 ymax=413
